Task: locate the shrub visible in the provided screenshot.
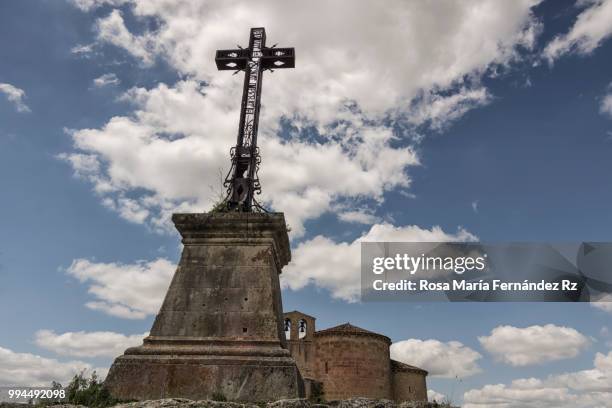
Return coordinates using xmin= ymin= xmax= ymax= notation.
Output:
xmin=308 ymin=380 xmax=325 ymax=403
xmin=211 ymin=392 xmax=227 ymax=402
xmin=64 ymin=371 xmax=120 ymax=407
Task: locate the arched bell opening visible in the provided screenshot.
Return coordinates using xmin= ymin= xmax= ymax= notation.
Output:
xmin=298 ymin=318 xmax=307 ymax=339
xmin=284 ymin=318 xmax=292 ymax=340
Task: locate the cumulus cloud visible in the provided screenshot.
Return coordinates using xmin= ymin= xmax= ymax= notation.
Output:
xmin=93 ymin=73 xmax=120 ymax=88
xmin=391 ymin=338 xmax=482 ymax=379
xmin=63 ymin=80 xmax=419 ymax=236
xmin=592 ymin=294 xmax=612 ymax=313
xmin=34 ymin=330 xmax=146 ymax=358
xmin=463 ymin=351 xmax=612 ymax=408
xmin=87 ymin=0 xmax=542 ymax=117
xmin=428 ymin=389 xmax=448 ymax=403
xmin=593 ymin=302 xmax=612 ymax=313
xmin=601 ymin=90 xmax=612 ymax=118
xmin=282 ymin=223 xmax=476 ymax=302
xmin=71 ymin=43 xmax=95 ymax=57
xmin=70 ymin=0 xmax=130 ymax=12
xmin=408 ymin=87 xmax=491 ymax=131
xmin=544 ymin=0 xmax=612 ymax=63
xmin=464 ymin=383 xmax=580 ymax=408
xmin=65 ymin=258 xmax=175 ymax=319
xmin=337 ymin=209 xmax=380 ymax=225
xmin=95 ymin=10 xmax=156 ymax=65
xmin=478 ymin=324 xmax=590 ymax=366
xmin=0 ymin=83 xmax=30 ymax=113
xmin=0 ymin=346 xmax=105 ymax=387
xmin=62 ymin=0 xmax=543 ymax=236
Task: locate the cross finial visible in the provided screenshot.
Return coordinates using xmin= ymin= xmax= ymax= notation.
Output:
xmin=215 ymin=28 xmax=295 ymax=212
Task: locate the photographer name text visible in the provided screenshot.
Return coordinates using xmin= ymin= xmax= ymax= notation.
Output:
xmin=372 ymin=279 xmax=580 ymax=292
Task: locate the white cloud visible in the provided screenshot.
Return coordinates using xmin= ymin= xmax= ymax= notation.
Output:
xmin=64 ymin=81 xmax=419 ymax=236
xmin=65 ymin=258 xmax=175 ymax=319
xmin=0 ymin=83 xmax=30 ymax=113
xmin=70 ymin=0 xmax=130 ymax=12
xmin=592 ymin=294 xmax=612 ymax=313
xmin=102 ymin=196 xmax=150 ymax=223
xmin=34 ymin=330 xmax=146 ymax=358
xmin=337 ymin=209 xmax=380 ymax=225
xmin=479 ymin=324 xmax=590 ymax=366
xmin=96 ymin=10 xmax=156 ymax=65
xmin=464 ymin=382 xmax=579 ymax=408
xmin=62 ymin=0 xmax=543 ymax=236
xmin=57 ymin=152 xmax=101 ymax=178
xmin=281 ymin=222 xmax=476 ymax=302
xmin=97 ymin=0 xmax=541 ymax=122
xmin=408 ymin=87 xmax=491 ymax=131
xmin=93 ymin=73 xmax=120 ymax=87
xmin=544 ymin=0 xmax=612 ymax=63
xmin=595 ymin=351 xmax=612 ymax=371
xmin=71 ymin=43 xmax=95 ymax=57
xmin=390 ymin=338 xmax=482 ymax=378
xmin=595 ymin=303 xmax=612 ymax=313
xmin=472 ymin=200 xmax=479 ymax=213
xmin=601 ymin=90 xmax=612 ymax=118
xmin=0 ymin=346 xmax=106 ymax=387
xmin=86 ymin=0 xmax=543 ymax=117
xmin=428 ymin=389 xmax=448 ymax=403
xmin=463 ymin=351 xmax=612 ymax=408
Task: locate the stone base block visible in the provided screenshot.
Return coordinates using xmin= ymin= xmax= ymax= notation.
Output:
xmin=105 ymin=353 xmax=304 ymax=402
xmin=103 ymin=213 xmax=302 ymax=402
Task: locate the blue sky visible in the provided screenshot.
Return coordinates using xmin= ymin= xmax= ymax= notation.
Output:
xmin=1 ymin=0 xmax=612 ymax=407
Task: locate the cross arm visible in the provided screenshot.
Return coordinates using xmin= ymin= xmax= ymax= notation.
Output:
xmin=261 ymin=47 xmax=295 ymax=69
xmin=215 ymin=49 xmax=249 ymax=70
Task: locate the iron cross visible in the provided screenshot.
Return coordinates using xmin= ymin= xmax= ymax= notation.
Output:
xmin=215 ymin=27 xmax=295 ymax=211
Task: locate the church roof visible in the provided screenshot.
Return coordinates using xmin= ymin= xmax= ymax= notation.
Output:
xmin=315 ymin=323 xmax=391 ymax=343
xmin=284 ymin=310 xmax=316 ymax=320
xmin=391 ymin=359 xmax=428 ymax=375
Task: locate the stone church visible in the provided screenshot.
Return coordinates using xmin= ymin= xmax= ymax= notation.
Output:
xmin=284 ymin=310 xmax=428 ymax=402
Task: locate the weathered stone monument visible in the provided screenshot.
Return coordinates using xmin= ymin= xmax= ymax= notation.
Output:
xmin=104 ymin=213 xmax=303 ymax=401
xmin=104 ymin=28 xmax=302 ymax=402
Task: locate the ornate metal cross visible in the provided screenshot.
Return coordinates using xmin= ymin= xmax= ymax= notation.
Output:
xmin=216 ymin=27 xmax=295 ymax=211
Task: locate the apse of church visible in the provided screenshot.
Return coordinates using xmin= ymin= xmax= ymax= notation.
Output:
xmin=283 ymin=311 xmax=428 ymax=402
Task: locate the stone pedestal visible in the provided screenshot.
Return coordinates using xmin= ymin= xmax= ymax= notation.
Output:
xmin=104 ymin=212 xmax=304 ymax=402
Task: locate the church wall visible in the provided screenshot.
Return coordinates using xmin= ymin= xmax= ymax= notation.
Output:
xmin=313 ymin=334 xmax=392 ymax=400
xmin=392 ymin=370 xmax=427 ymax=402
xmin=286 ymin=339 xmax=317 ymax=379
